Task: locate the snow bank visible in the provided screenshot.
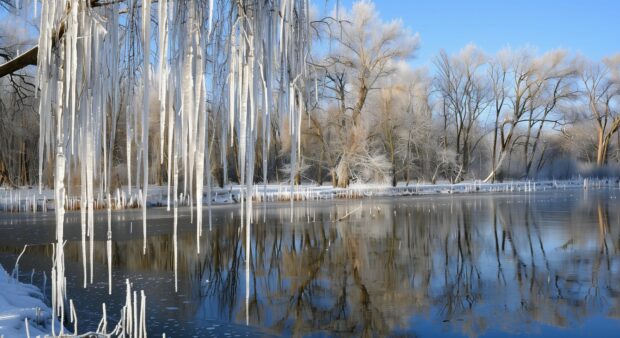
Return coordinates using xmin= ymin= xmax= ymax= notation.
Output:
xmin=1 ymin=178 xmax=618 ymax=214
xmin=0 ymin=264 xmax=56 ymax=337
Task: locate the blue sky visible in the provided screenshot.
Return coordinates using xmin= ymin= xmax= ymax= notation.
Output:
xmin=336 ymin=0 xmax=620 ymax=67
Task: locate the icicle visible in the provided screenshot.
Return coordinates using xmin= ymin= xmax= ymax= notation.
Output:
xmin=238 ymin=44 xmax=248 ymax=186
xmin=126 ymin=280 xmax=133 ymax=336
xmin=259 ymin=62 xmax=269 ymax=187
xmin=69 ymin=1 xmax=77 ymax=155
xmin=133 ymin=291 xmax=138 ymax=338
xmin=97 ymin=303 xmax=107 ymax=334
xmin=87 ymin=120 xmax=95 ymax=285
xmin=166 ymin=82 xmax=175 ymax=211
xmin=53 ymin=14 xmax=67 ymax=330
xmin=80 ymin=132 xmax=87 ymax=288
xmin=173 ymin=202 xmax=178 ymax=292
xmin=107 ymin=193 xmax=112 ymax=295
xmin=69 ymin=299 xmax=78 ymax=334
xmin=208 ymin=0 xmax=214 ymax=37
xmin=196 ymin=83 xmax=206 ymax=253
xmin=30 ymin=1 xmax=313 ymax=334
xmin=158 ymin=0 xmax=168 ymax=164
xmin=142 ymin=0 xmax=152 ymax=255
xmin=140 ymin=291 xmax=147 ymax=338
xmin=229 ymin=31 xmax=236 ymax=144
xmin=246 ymin=215 xmax=250 ymax=326
xmin=173 ymin=95 xmax=180 ymax=292
xmin=127 ymin=104 xmax=132 ymax=196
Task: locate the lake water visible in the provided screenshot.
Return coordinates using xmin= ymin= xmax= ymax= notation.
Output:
xmin=1 ymin=189 xmax=620 ymax=337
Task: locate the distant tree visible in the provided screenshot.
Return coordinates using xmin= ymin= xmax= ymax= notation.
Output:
xmin=371 ymin=64 xmax=432 ymax=186
xmin=522 ymin=50 xmax=576 ymax=177
xmin=485 ymin=49 xmax=575 ymax=181
xmin=434 ymin=45 xmax=490 ymax=180
xmin=576 ymin=55 xmax=620 ymax=166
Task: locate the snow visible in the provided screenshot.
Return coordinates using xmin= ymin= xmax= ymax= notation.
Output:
xmin=0 ymin=262 xmax=151 ymax=337
xmin=0 ymin=264 xmax=58 ymax=337
xmin=1 ymin=178 xmax=616 ymax=213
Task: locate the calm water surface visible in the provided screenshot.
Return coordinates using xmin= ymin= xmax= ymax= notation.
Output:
xmin=1 ymin=189 xmax=620 ymax=337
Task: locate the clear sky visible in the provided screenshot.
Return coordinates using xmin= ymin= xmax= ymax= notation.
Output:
xmin=336 ymin=0 xmax=620 ymax=67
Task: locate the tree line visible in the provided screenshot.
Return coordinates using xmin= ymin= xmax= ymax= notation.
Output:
xmin=0 ymin=0 xmax=619 ymax=189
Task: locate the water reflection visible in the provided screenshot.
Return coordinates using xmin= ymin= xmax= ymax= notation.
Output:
xmin=2 ymin=190 xmax=620 ymax=337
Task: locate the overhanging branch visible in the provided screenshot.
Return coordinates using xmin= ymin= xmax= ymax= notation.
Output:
xmin=0 ymin=46 xmax=38 ymax=78
xmin=0 ymin=0 xmax=126 ymax=79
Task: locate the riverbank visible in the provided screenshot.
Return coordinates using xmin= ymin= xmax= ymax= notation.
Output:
xmin=0 ymin=264 xmax=56 ymax=337
xmin=1 ymin=178 xmax=618 ymax=213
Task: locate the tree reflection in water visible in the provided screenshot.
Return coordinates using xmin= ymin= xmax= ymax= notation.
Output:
xmin=184 ymin=191 xmax=620 ymax=336
xmin=2 ymin=190 xmax=620 ymax=336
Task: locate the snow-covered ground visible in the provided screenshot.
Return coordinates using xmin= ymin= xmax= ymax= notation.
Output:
xmin=0 ymin=178 xmax=618 ymax=213
xmin=0 ymin=264 xmax=57 ymax=337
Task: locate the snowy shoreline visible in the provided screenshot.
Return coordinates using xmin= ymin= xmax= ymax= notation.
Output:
xmin=0 ymin=264 xmax=58 ymax=337
xmin=0 ymin=178 xmax=618 ymax=214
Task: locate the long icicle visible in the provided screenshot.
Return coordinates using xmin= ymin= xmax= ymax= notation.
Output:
xmin=142 ymin=0 xmax=151 ymax=255
xmin=31 ymin=1 xmax=313 ymax=336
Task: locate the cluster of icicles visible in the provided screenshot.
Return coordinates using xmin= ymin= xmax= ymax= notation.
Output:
xmin=25 ymin=0 xmax=310 ymax=335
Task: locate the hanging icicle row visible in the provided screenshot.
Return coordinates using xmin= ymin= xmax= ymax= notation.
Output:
xmin=33 ymin=0 xmax=311 ymax=335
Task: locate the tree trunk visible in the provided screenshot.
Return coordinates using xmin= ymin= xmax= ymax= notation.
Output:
xmin=405 ymin=166 xmax=410 ymax=186
xmin=390 ymin=142 xmax=397 ymax=187
xmin=523 ymin=111 xmax=534 ymax=177
xmin=351 ymin=84 xmax=368 ymax=126
xmin=526 ymin=115 xmax=548 ymax=177
xmin=461 ymin=137 xmax=469 ymax=178
xmin=0 ymin=159 xmax=13 ymax=187
xmin=336 ymin=159 xmax=349 ymax=188
xmin=317 ymin=151 xmax=323 ymax=186
xmin=337 ymin=174 xmax=349 ymax=188
xmin=231 ymin=135 xmax=240 ymax=183
xmin=23 ymin=141 xmax=30 ymax=185
xmin=597 ymin=130 xmax=607 ymax=166
xmin=484 ymin=150 xmax=508 ymax=183
xmin=490 ymin=111 xmax=501 ymax=183
xmin=391 ymin=166 xmax=397 ymax=187
xmin=598 ymin=135 xmax=613 ymax=166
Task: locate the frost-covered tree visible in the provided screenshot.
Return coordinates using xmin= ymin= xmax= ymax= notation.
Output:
xmin=319 ymin=0 xmax=419 ymax=187
xmin=370 ymin=63 xmax=432 ymax=186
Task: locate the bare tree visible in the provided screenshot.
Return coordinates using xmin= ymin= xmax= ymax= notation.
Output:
xmin=522 ymin=50 xmax=576 ymax=177
xmin=434 ymin=45 xmax=490 ymax=179
xmin=0 ymin=6 xmax=39 ymax=186
xmin=484 ymin=49 xmax=572 ymax=182
xmin=577 ymin=55 xmax=620 ymax=166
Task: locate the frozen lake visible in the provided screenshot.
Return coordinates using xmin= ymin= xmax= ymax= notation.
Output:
xmin=2 ymin=189 xmax=620 ymax=337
